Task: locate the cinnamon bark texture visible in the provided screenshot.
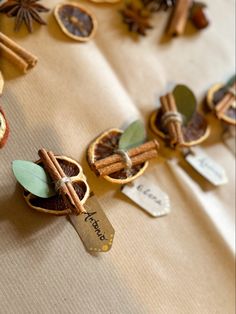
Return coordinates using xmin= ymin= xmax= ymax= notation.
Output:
xmin=93 ymin=140 xmax=159 ymax=177
xmin=167 ymin=0 xmax=192 ymax=36
xmin=0 ymin=32 xmax=37 ymax=73
xmin=160 ymin=93 xmax=185 ymax=146
xmin=215 ymin=82 xmax=236 ymax=119
xmin=38 ymin=149 xmax=86 ymax=215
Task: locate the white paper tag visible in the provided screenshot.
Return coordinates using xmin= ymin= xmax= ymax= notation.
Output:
xmin=122 ymin=176 xmax=170 ymax=217
xmin=185 ymin=149 xmax=228 ymax=186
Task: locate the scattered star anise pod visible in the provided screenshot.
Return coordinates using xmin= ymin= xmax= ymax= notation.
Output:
xmin=0 ymin=0 xmax=50 ymax=33
xmin=142 ymin=0 xmax=176 ymax=12
xmin=120 ymin=2 xmax=153 ymax=36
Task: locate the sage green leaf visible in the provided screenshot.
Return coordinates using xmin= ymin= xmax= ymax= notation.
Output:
xmin=173 ymin=85 xmax=197 ymax=125
xmin=12 ymin=160 xmax=56 ymax=198
xmin=119 ymin=120 xmax=146 ymax=151
xmin=226 ymin=74 xmax=236 ymax=87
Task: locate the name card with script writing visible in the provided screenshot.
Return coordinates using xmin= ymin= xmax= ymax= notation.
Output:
xmin=69 ymin=195 xmax=115 ymax=253
xmin=185 ymin=148 xmax=228 ymax=186
xmin=122 ymin=176 xmax=170 ymax=217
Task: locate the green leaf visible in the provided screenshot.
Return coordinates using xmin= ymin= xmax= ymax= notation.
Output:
xmin=12 ymin=160 xmax=56 ymax=198
xmin=173 ymin=85 xmax=197 ymax=125
xmin=119 ymin=120 xmax=146 ymax=151
xmin=226 ymin=74 xmax=236 ymax=87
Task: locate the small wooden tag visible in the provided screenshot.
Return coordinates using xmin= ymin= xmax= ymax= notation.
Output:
xmin=185 ymin=148 xmax=228 ymax=186
xmin=69 ymin=195 xmax=115 ymax=253
xmin=122 ymin=176 xmax=170 ymax=217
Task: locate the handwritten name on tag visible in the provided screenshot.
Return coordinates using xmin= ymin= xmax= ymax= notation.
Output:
xmin=185 ymin=149 xmax=228 ymax=186
xmin=69 ymin=195 xmax=115 ymax=253
xmin=122 ymin=176 xmax=170 ymax=217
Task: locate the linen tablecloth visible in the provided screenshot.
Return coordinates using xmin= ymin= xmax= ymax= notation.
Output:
xmin=0 ymin=0 xmax=235 ymax=313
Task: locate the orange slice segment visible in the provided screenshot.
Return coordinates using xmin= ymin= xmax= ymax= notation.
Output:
xmin=87 ymin=129 xmax=149 ymax=184
xmin=149 ymin=109 xmax=210 ymax=147
xmin=24 ymin=156 xmax=90 ymax=215
xmin=54 ymin=2 xmax=97 ymax=42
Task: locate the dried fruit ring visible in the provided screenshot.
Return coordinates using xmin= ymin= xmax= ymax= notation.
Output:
xmin=0 ymin=106 xmax=9 ymax=148
xmin=54 ymin=2 xmax=97 ymax=42
xmin=150 ymin=110 xmax=210 ymax=147
xmin=24 ymin=156 xmax=90 ymax=215
xmin=149 ymin=85 xmax=210 ymax=147
xmin=87 ymin=128 xmax=150 ymax=184
xmin=206 ymin=78 xmax=236 ymax=125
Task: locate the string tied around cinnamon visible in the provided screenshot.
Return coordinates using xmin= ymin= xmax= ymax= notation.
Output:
xmin=55 ymin=176 xmax=72 ymax=192
xmin=93 ymin=139 xmax=159 ymax=177
xmin=160 ymin=93 xmax=185 ymax=146
xmin=115 ymin=149 xmax=133 ymax=177
xmin=161 ymin=111 xmax=184 ymax=128
xmin=38 ymin=148 xmax=86 ymax=215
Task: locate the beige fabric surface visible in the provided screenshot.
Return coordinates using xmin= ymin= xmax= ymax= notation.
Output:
xmin=0 ymin=0 xmax=235 ymax=313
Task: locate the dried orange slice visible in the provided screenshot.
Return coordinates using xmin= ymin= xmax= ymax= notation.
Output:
xmin=87 ymin=129 xmax=149 ymax=184
xmin=149 ymin=109 xmax=210 ymax=147
xmin=0 ymin=106 xmax=9 ymax=149
xmin=206 ymin=83 xmax=236 ymax=125
xmin=54 ymin=2 xmax=97 ymax=42
xmin=24 ymin=156 xmax=90 ymax=215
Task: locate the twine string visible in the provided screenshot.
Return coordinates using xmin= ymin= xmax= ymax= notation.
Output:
xmin=115 ymin=149 xmax=133 ymax=177
xmin=161 ymin=111 xmax=183 ymax=128
xmin=55 ymin=176 xmax=72 ymax=192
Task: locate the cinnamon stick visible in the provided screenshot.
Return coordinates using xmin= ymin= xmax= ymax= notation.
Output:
xmin=215 ymin=83 xmax=236 ymax=118
xmin=160 ymin=93 xmax=185 ymax=146
xmin=94 ymin=140 xmax=159 ymax=169
xmin=38 ymin=149 xmax=86 ymax=215
xmin=0 ymin=32 xmax=37 ymax=73
xmin=97 ymin=149 xmax=158 ymax=177
xmin=167 ymin=0 xmax=192 ymax=36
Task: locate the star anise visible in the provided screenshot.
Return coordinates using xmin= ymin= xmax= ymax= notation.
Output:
xmin=142 ymin=0 xmax=176 ymax=12
xmin=120 ymin=2 xmax=153 ymax=36
xmin=0 ymin=0 xmax=50 ymax=33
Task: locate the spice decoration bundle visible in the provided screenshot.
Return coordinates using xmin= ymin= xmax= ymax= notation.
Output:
xmin=87 ymin=120 xmax=171 ymax=217
xmin=12 ymin=149 xmax=115 ymax=253
xmin=149 ymin=84 xmax=229 ymax=186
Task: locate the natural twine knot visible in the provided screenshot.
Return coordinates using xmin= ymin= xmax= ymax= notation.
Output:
xmin=161 ymin=111 xmax=183 ymax=128
xmin=55 ymin=176 xmax=72 ymax=192
xmin=115 ymin=149 xmax=133 ymax=177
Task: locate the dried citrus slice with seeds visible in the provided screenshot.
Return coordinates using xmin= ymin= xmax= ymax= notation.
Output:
xmin=206 ymin=83 xmax=236 ymax=125
xmin=87 ymin=129 xmax=149 ymax=184
xmin=54 ymin=2 xmax=97 ymax=42
xmin=149 ymin=109 xmax=210 ymax=147
xmin=24 ymin=156 xmax=90 ymax=215
xmin=0 ymin=106 xmax=9 ymax=149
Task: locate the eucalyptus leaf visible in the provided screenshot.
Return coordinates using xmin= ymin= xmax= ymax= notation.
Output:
xmin=173 ymin=85 xmax=197 ymax=125
xmin=12 ymin=160 xmax=56 ymax=198
xmin=119 ymin=120 xmax=146 ymax=151
xmin=226 ymin=74 xmax=236 ymax=87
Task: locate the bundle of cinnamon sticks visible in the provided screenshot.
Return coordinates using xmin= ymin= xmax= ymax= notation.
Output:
xmin=0 ymin=32 xmax=37 ymax=73
xmin=215 ymin=82 xmax=236 ymax=119
xmin=38 ymin=148 xmax=86 ymax=215
xmin=160 ymin=93 xmax=185 ymax=146
xmin=93 ymin=140 xmax=159 ymax=177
